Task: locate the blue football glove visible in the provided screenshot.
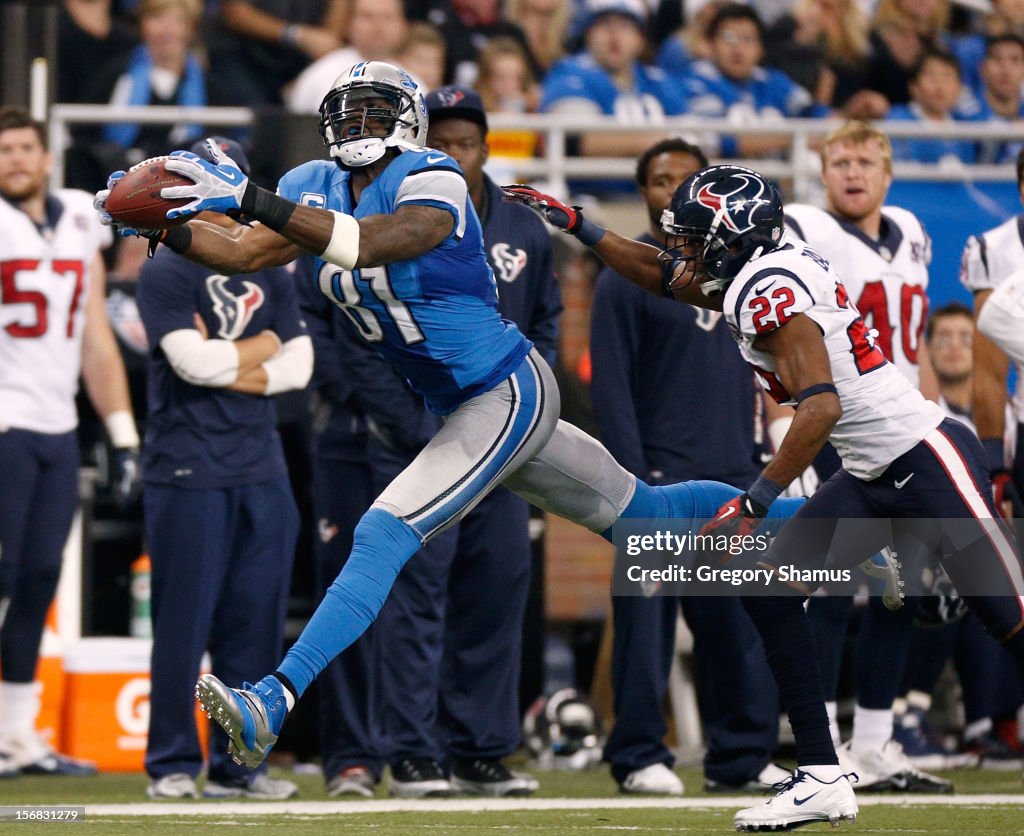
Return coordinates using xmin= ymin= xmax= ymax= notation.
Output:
xmin=110 ymin=446 xmax=142 ymax=509
xmin=162 ymin=138 xmax=250 ymax=221
xmin=501 ymin=184 xmax=605 ymax=246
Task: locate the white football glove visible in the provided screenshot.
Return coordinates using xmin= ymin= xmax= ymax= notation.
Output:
xmin=162 ymin=137 xmax=250 ymax=221
xmin=93 ymin=170 xmax=161 ymax=238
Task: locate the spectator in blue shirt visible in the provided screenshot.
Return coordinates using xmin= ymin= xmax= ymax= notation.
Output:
xmin=683 ymin=3 xmax=829 ymax=158
xmin=541 ymin=0 xmax=688 ymax=159
xmin=949 ymin=0 xmax=1024 ymax=108
xmin=972 ymin=35 xmax=1024 ymax=164
xmin=888 ymin=48 xmax=980 ymax=165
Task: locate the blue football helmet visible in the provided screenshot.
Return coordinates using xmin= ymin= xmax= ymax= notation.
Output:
xmin=318 ymin=61 xmax=428 ymax=168
xmin=660 ymin=165 xmax=784 ymax=296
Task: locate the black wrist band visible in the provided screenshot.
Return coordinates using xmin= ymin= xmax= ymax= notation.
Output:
xmin=747 ymin=475 xmax=784 ymax=512
xmin=796 ymin=382 xmax=838 ymax=403
xmin=244 ymin=184 xmax=296 ymax=232
xmin=161 ymin=226 xmax=192 ymax=254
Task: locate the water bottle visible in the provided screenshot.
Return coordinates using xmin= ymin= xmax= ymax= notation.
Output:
xmin=130 ymin=554 xmax=152 ymax=638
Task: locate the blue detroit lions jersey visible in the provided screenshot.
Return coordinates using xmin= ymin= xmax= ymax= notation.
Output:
xmin=684 ymin=60 xmax=826 ymax=156
xmin=277 ymin=150 xmax=532 ymax=415
xmin=887 ymin=103 xmax=979 ymax=164
xmin=540 ymin=54 xmax=689 ymax=119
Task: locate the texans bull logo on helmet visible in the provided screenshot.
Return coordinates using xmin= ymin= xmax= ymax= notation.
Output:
xmin=695 ymin=172 xmax=771 ymax=236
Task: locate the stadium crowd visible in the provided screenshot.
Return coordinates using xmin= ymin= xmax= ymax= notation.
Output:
xmin=59 ymin=0 xmax=1024 ymax=181
xmin=1 ymin=0 xmax=1024 ymax=827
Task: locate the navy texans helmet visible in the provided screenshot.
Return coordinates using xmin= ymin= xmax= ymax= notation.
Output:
xmin=660 ymin=165 xmax=784 ymax=296
xmin=319 ymin=61 xmax=428 ymax=168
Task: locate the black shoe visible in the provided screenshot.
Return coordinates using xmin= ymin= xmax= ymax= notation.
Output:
xmin=962 ymin=730 xmax=1023 ymax=771
xmin=451 ymin=757 xmax=538 ymax=797
xmin=388 ymin=758 xmax=453 ymax=798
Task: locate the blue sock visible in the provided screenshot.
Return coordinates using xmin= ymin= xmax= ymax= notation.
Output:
xmin=685 ymin=480 xmax=743 ymax=518
xmin=277 ymin=508 xmax=422 ymax=697
xmin=767 ymin=496 xmax=805 ymax=520
xmin=601 ymin=479 xmax=689 ymax=541
xmin=600 ymin=481 xmax=805 ymax=543
xmin=761 ymin=496 xmax=805 ymax=536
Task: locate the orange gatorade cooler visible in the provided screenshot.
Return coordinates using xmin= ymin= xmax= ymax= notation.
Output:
xmin=61 ymin=638 xmax=208 ymax=772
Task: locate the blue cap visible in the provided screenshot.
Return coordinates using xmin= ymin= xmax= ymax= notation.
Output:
xmin=190 ymin=136 xmax=251 ymax=176
xmin=584 ymin=0 xmax=647 ymax=30
xmin=425 ymin=85 xmax=488 ymax=133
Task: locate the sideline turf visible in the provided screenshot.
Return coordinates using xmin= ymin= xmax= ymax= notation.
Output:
xmin=0 ymin=767 xmax=1021 ymax=834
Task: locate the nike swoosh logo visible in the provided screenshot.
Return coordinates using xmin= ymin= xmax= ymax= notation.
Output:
xmin=894 ymin=473 xmax=914 ymax=489
xmin=793 ymin=792 xmax=820 ymax=805
xmin=755 ymin=280 xmax=775 ymax=294
xmin=214 ymin=167 xmax=244 ymax=185
xmin=426 ymin=154 xmax=446 ymax=164
xmin=716 ymin=506 xmax=737 ymax=520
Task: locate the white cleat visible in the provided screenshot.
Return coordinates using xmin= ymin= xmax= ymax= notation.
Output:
xmin=619 ymin=763 xmax=684 ymax=795
xmin=839 ymin=739 xmax=952 ymax=793
xmin=734 ymin=766 xmax=858 ymax=832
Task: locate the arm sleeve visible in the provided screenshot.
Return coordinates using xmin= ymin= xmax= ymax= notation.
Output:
xmin=396 ymin=167 xmax=468 ymax=239
xmin=263 ymin=334 xmax=314 ymax=394
xmin=159 ymin=329 xmax=240 ymax=387
xmin=589 ymin=273 xmax=648 ymax=480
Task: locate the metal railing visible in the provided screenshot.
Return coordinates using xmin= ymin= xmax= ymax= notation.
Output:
xmin=48 ymin=104 xmax=1022 ymax=201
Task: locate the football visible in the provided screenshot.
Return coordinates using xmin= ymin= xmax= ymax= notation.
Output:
xmin=104 ymin=157 xmax=194 ymax=229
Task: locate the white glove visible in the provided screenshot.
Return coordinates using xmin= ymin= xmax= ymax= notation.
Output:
xmin=93 ymin=170 xmax=161 ymax=238
xmin=161 ymin=138 xmax=250 ymax=221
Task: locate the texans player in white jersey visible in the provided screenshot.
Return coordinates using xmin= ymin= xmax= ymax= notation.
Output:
xmin=784 ymin=122 xmax=953 ymax=793
xmin=507 ymin=164 xmax=1024 ymax=832
xmin=961 ymin=149 xmax=1024 ymax=513
xmin=0 ymin=107 xmax=140 ymax=777
xmin=94 ymin=61 xmax=806 ymax=786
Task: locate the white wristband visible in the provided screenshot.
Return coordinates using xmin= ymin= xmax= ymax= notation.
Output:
xmin=105 ymin=409 xmax=140 ymax=449
xmin=768 ymin=416 xmax=793 ymax=454
xmin=320 ymin=211 xmax=361 ymax=270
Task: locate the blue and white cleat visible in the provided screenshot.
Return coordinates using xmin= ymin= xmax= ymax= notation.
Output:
xmin=859 ymin=546 xmax=905 ymax=610
xmin=195 ymin=674 xmax=290 ymax=769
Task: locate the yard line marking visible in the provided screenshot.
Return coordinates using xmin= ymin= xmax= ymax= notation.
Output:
xmin=82 ymin=795 xmax=1024 ymax=817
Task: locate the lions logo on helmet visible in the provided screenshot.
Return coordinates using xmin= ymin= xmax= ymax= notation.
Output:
xmin=318 ymin=61 xmax=428 ymax=168
xmin=661 ymin=165 xmax=784 ymax=297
